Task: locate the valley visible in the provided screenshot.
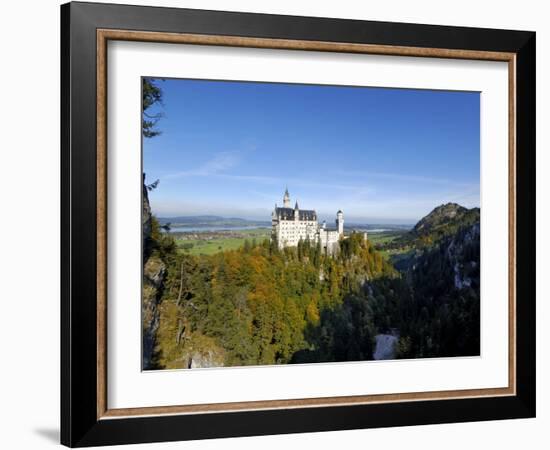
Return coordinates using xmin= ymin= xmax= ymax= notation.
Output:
xmin=143 ymin=203 xmax=480 ymax=370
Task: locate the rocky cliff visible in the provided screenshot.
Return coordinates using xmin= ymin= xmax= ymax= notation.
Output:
xmin=142 ymin=180 xmax=166 ymax=369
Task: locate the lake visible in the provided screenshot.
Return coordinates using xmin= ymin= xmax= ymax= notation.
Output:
xmin=165 ymin=225 xmax=270 ymax=233
xmin=164 ymin=225 xmax=409 ymax=233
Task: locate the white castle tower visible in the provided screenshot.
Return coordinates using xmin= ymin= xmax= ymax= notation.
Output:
xmin=336 ymin=210 xmax=344 ymax=235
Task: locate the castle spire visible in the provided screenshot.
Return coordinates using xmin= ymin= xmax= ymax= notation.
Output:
xmin=283 ymin=187 xmax=291 ymax=207
xmin=295 ymin=201 xmax=299 ymax=210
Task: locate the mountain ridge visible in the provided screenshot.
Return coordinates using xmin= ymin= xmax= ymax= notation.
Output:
xmin=395 ymin=203 xmax=480 ymax=248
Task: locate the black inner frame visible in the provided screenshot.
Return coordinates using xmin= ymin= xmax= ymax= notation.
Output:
xmin=61 ymin=2 xmax=536 ymax=447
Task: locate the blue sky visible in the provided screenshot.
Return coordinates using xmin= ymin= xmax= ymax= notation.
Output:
xmin=143 ymin=78 xmax=480 ymax=224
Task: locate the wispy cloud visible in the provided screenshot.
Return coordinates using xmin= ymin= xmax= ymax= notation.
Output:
xmin=164 ymin=151 xmax=241 ymax=179
xmin=214 ymin=174 xmax=371 ymax=193
xmin=164 ymin=162 xmax=374 ymax=195
xmin=338 ymin=170 xmax=477 ymax=189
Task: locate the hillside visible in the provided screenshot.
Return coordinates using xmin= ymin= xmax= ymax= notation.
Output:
xmin=415 ymin=203 xmax=469 ymax=232
xmin=387 ymin=203 xmax=480 ymax=250
xmin=374 ymin=203 xmax=481 ymax=358
xmin=143 ymin=202 xmax=481 ymax=369
xmin=145 ymin=229 xmax=396 ymax=369
xmin=400 ymin=218 xmax=480 ymax=358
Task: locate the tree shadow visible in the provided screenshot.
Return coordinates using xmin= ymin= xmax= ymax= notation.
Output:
xmin=290 ymin=290 xmax=380 ymax=364
xmin=289 ymin=269 xmax=480 ymax=364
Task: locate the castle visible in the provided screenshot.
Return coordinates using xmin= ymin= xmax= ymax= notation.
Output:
xmin=271 ymin=188 xmax=344 ymax=254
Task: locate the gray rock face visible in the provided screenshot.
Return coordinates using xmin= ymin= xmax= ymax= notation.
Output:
xmin=188 ymin=349 xmax=225 ymax=369
xmin=142 ymin=256 xmax=166 ymax=370
xmin=141 ymin=179 xmax=167 ymax=370
xmin=373 ymin=333 xmax=399 ymax=360
xmin=447 ymin=223 xmax=480 ymax=291
xmin=143 ymin=176 xmax=152 ymax=260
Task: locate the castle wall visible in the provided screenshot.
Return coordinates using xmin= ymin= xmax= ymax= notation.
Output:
xmin=276 ymin=219 xmax=317 ymax=248
xmin=319 ymin=229 xmax=341 ymax=255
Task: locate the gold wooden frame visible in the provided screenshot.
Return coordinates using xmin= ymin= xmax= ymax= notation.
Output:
xmin=96 ymin=29 xmax=516 ymax=420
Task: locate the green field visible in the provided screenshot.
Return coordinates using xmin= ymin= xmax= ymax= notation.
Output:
xmin=367 ymin=231 xmax=405 ymax=246
xmin=176 ymin=228 xmax=408 ymax=257
xmin=367 ymin=231 xmax=408 ymax=261
xmin=175 ymin=228 xmax=271 ymax=256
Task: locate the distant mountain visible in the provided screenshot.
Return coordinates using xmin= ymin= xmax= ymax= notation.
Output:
xmin=415 ymin=203 xmax=468 ymax=231
xmin=157 ymin=215 xmax=271 ymax=227
xmin=414 ymin=203 xmax=478 ymax=234
xmin=394 ymin=203 xmax=479 ymax=248
xmin=158 ymin=215 xmax=224 ymax=224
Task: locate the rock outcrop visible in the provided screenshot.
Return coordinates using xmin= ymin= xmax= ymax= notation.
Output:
xmin=142 ymin=178 xmax=167 ymax=369
xmin=142 ymin=255 xmax=166 ymax=369
xmin=187 ymin=348 xmax=225 ymax=369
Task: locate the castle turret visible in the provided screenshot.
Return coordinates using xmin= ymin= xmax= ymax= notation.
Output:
xmin=336 ymin=210 xmax=344 ymax=235
xmin=283 ymin=187 xmax=291 ymax=207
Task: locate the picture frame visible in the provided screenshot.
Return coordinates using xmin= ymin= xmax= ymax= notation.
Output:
xmin=60 ymin=1 xmax=536 ymax=447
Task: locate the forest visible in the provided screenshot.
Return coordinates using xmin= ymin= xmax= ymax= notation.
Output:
xmin=143 ymin=203 xmax=480 ymax=370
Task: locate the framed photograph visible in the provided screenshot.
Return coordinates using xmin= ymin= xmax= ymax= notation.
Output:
xmin=61 ymin=1 xmax=536 ymax=447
